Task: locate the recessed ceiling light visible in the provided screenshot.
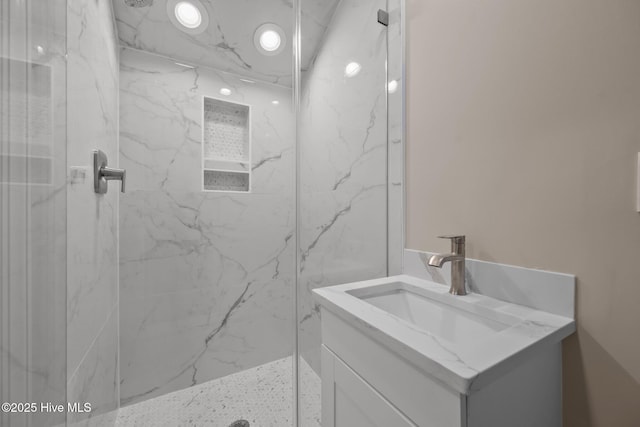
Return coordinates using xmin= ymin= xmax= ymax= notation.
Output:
xmin=175 ymin=2 xmax=201 ymax=28
xmin=388 ymin=79 xmax=399 ymax=94
xmin=167 ymin=0 xmax=208 ymax=35
xmin=345 ymin=62 xmax=362 ymax=78
xmin=272 ymin=100 xmax=279 ymax=105
xmin=219 ymin=88 xmax=232 ymax=96
xmin=260 ymin=30 xmax=280 ymax=52
xmin=254 ymin=23 xmax=286 ymax=56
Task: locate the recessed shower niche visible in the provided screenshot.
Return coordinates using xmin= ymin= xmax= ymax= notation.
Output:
xmin=202 ymin=96 xmax=251 ymax=192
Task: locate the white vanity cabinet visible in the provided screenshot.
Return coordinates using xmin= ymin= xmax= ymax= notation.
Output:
xmin=321 ymin=347 xmax=417 ymax=427
xmin=320 ymin=308 xmax=564 ymax=427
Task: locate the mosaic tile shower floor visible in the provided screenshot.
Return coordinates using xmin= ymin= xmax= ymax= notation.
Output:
xmin=115 ymin=357 xmax=320 ymax=427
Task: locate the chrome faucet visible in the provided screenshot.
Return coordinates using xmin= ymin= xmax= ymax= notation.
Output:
xmin=428 ymin=235 xmax=467 ymax=296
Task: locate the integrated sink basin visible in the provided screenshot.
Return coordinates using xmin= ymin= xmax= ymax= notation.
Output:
xmin=347 ymin=281 xmax=516 ymax=344
xmin=313 ymin=274 xmax=576 ymax=394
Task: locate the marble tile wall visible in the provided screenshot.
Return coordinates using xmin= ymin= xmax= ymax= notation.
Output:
xmin=112 ymin=0 xmax=340 ymax=86
xmin=296 ymin=1 xmax=405 ymax=423
xmin=66 ymin=0 xmax=120 ymax=425
xmin=118 ymin=47 xmax=295 ymax=406
xmin=297 ymin=0 xmax=390 ymax=375
xmin=0 ymin=2 xmax=68 ymax=426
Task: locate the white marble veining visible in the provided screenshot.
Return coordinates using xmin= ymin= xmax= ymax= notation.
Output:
xmin=115 ymin=356 xmax=319 ymax=427
xmin=296 ymin=2 xmax=406 ymax=424
xmin=67 ymin=308 xmax=120 ymax=427
xmin=313 ymin=274 xmax=576 ymax=394
xmin=66 ymin=0 xmax=120 ymax=424
xmin=404 ymin=249 xmax=576 ymax=318
xmin=119 ymin=47 xmax=295 ymax=405
xmin=112 ymin=0 xmax=340 ymax=86
xmin=297 ymin=0 xmax=390 ymax=380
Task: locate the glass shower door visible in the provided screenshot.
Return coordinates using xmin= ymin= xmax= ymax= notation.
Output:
xmin=296 ymin=0 xmax=395 ymax=424
xmin=0 ymin=1 xmax=68 ymax=426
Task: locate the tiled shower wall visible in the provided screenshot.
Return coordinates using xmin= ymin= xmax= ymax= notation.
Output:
xmin=297 ymin=0 xmax=392 ymax=374
xmin=296 ymin=2 xmax=404 ymax=423
xmin=66 ymin=0 xmax=120 ymax=425
xmin=118 ymin=48 xmax=295 ymax=405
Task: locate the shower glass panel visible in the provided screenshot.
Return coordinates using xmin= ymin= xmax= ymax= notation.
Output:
xmin=1 ymin=0 xmax=403 ymax=424
xmin=295 ymin=0 xmax=403 ymax=424
xmin=0 ymin=1 xmax=68 ymax=427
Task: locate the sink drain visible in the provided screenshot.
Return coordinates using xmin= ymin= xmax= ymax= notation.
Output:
xmin=228 ymin=421 xmax=250 ymax=427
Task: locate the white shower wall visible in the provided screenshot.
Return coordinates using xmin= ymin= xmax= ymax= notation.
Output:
xmin=118 ymin=48 xmax=295 ymax=406
xmin=66 ymin=0 xmax=120 ymax=425
xmin=297 ymin=0 xmax=390 ymax=374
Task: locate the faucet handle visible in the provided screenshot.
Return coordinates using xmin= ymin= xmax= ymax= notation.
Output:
xmin=437 ymin=235 xmax=465 ymax=254
xmin=437 ymin=235 xmax=465 ymax=243
xmin=93 ymin=149 xmax=127 ymax=194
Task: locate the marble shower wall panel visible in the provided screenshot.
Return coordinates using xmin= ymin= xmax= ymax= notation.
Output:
xmin=67 ymin=309 xmax=120 ymax=427
xmin=118 ymin=48 xmax=294 ymax=405
xmin=66 ymin=0 xmax=120 ymax=425
xmin=113 ymin=0 xmax=340 ymax=86
xmin=298 ymin=0 xmax=389 ymax=373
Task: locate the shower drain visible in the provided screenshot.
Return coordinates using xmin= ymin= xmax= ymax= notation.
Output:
xmin=228 ymin=421 xmax=250 ymax=427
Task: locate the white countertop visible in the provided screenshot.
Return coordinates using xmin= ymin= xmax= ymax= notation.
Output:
xmin=312 ymin=274 xmax=576 ymax=394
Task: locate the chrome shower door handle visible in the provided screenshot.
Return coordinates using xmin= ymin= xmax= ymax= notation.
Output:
xmin=93 ymin=149 xmax=126 ymax=194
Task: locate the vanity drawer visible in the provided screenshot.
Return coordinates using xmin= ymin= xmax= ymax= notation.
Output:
xmin=322 ymin=346 xmax=417 ymax=427
xmin=321 ymin=308 xmax=465 ymax=427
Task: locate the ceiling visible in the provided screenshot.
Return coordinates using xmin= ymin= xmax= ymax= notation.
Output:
xmin=112 ymin=0 xmax=340 ymax=86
